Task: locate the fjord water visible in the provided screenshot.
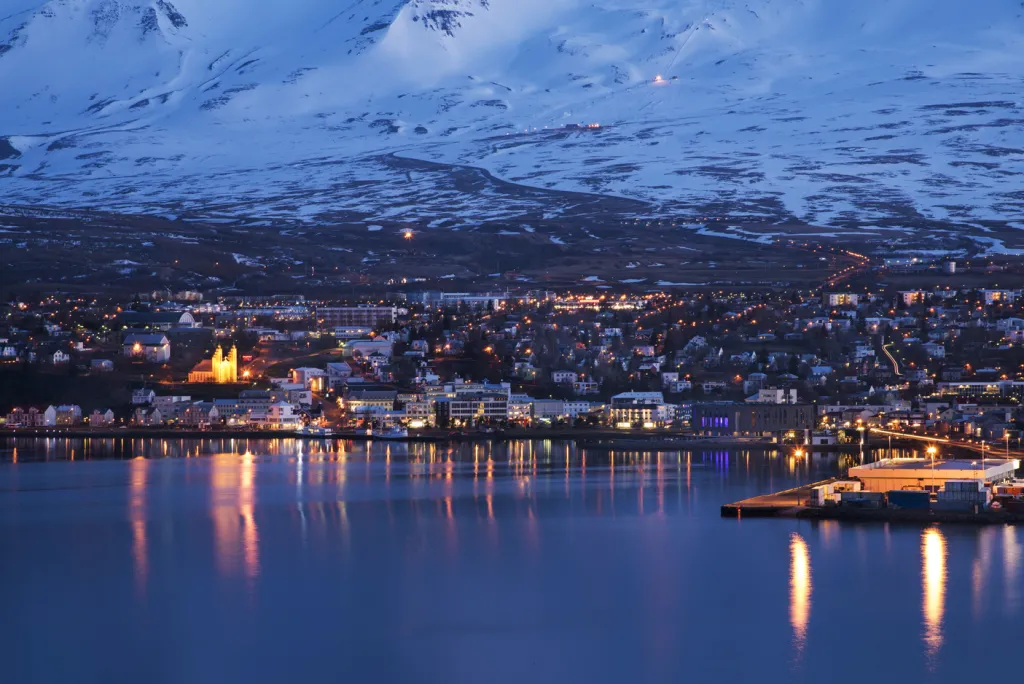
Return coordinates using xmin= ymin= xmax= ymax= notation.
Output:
xmin=1 ymin=439 xmax=1021 ymax=683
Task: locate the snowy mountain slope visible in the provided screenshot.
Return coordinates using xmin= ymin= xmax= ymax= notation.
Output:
xmin=1 ymin=0 xmax=1023 ymax=232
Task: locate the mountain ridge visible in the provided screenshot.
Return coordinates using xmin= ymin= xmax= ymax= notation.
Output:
xmin=0 ymin=0 xmax=1022 ymax=234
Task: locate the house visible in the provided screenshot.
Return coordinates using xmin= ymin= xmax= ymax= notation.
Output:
xmin=51 ymin=350 xmax=70 ymax=365
xmin=573 ymin=380 xmax=599 ymax=395
xmin=153 ymin=395 xmax=191 ymax=417
xmin=5 ymin=406 xmax=57 ymax=427
xmin=667 ymin=380 xmax=693 ymax=393
xmin=551 ymin=371 xmax=578 ymax=385
xmin=89 ymin=409 xmax=116 ymax=427
xmin=326 ymin=362 xmax=354 ymax=389
xmin=54 ymin=405 xmax=83 ymax=426
xmin=743 ymin=373 xmax=768 ymax=394
xmin=852 ymin=345 xmax=875 ymax=361
xmin=90 ymin=359 xmax=114 ymax=372
xmin=131 ymin=389 xmax=156 ymax=405
xmin=123 ymin=333 xmax=171 ymax=363
xmin=133 ymin=407 xmax=164 ymax=426
xmin=180 ymin=402 xmax=220 ymax=427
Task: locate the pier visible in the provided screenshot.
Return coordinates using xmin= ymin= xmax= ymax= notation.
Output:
xmin=720 ymin=479 xmax=834 ymax=518
xmin=722 ymin=457 xmax=1024 ymax=524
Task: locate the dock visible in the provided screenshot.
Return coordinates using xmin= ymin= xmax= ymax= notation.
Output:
xmin=720 ymin=479 xmax=835 ymax=518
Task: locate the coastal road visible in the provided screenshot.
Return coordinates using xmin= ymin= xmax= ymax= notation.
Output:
xmin=870 ymin=428 xmax=1023 ymax=460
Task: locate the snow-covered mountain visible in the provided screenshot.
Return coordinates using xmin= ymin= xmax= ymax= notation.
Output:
xmin=1 ymin=0 xmax=1023 ymax=231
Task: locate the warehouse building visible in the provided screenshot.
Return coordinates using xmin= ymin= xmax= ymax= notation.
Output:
xmin=849 ymin=458 xmax=1019 ymax=492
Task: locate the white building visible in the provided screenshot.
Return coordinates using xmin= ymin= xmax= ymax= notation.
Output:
xmin=608 ymin=392 xmax=673 ymax=426
xmin=123 ymin=333 xmax=171 ymax=363
xmin=982 ymin=290 xmax=1018 ymax=305
xmin=255 ymin=401 xmax=302 ymax=429
xmin=290 ymin=367 xmax=326 ymax=392
xmin=153 ymin=395 xmax=191 ymax=418
xmin=827 ymin=293 xmax=860 ymax=307
xmin=326 ymin=362 xmax=354 ymax=389
xmin=551 ymin=371 xmax=578 ymax=385
xmin=54 ymin=405 xmax=83 ymax=426
xmin=747 ymin=388 xmax=799 ymax=405
xmin=131 ymin=389 xmax=156 ymax=405
xmin=922 ymin=342 xmax=946 ymax=359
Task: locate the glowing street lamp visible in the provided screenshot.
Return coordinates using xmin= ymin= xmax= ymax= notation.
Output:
xmin=927 ymin=445 xmax=939 ymax=491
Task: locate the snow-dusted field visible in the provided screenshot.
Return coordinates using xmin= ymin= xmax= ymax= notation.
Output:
xmin=1 ymin=0 xmax=1022 ymax=232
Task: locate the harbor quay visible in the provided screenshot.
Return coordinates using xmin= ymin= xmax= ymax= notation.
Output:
xmin=722 ymin=457 xmax=1024 ymax=523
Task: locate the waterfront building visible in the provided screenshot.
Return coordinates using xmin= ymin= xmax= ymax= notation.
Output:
xmin=344 ymin=390 xmax=397 ymax=414
xmin=4 ymin=406 xmax=57 ymax=427
xmin=436 ymin=393 xmax=509 ymax=426
xmin=693 ymin=403 xmax=815 ymax=438
xmin=608 ymin=392 xmax=673 ymax=427
xmin=88 ymin=409 xmax=115 ymax=427
xmin=54 ymin=405 xmax=82 ymax=426
xmin=849 ymin=458 xmax=1018 ymax=492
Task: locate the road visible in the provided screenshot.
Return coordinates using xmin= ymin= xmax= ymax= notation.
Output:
xmin=881 ymin=343 xmax=902 ymax=376
xmin=243 ymin=343 xmax=345 ymax=380
xmin=871 ymin=428 xmax=1023 ymax=460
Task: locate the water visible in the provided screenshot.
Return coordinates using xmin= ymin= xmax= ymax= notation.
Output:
xmin=0 ymin=438 xmax=1021 ymax=683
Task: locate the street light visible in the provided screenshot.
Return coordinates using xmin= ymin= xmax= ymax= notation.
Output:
xmin=927 ymin=445 xmax=938 ymax=492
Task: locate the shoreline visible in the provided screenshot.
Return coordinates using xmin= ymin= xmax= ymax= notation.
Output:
xmin=0 ymin=427 xmax=869 ymax=449
xmin=0 ymin=428 xmax=912 ymax=453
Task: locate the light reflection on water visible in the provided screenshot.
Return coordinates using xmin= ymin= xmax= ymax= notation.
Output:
xmin=128 ymin=457 xmax=147 ymax=594
xmin=789 ymin=532 xmax=812 ymax=660
xmin=1 ymin=438 xmax=1023 ymax=683
xmin=922 ymin=527 xmax=947 ymax=667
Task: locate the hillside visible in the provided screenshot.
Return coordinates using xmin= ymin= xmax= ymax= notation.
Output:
xmin=1 ymin=0 xmax=1023 ymax=238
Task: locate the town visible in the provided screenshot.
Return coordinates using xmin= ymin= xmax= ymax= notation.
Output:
xmin=2 ymin=247 xmax=1023 ymax=452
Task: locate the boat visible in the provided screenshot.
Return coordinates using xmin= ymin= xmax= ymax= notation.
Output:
xmin=300 ymin=426 xmax=334 ymax=438
xmin=374 ymin=426 xmax=408 ymax=440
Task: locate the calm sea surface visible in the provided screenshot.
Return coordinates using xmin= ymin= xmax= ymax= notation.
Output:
xmin=0 ymin=438 xmax=1021 ymax=684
